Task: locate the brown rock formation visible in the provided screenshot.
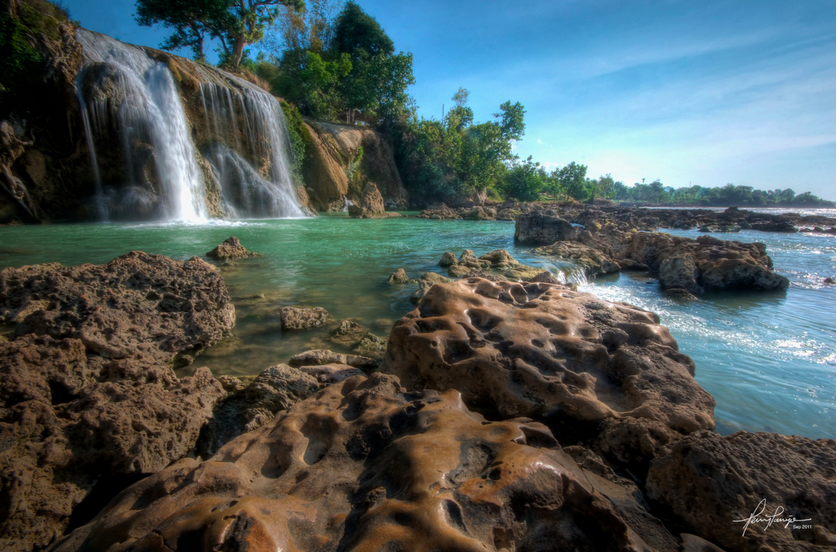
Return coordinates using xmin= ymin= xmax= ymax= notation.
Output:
xmin=647 ymin=431 xmax=836 ymax=552
xmin=52 ymin=374 xmax=680 ymax=552
xmin=348 ymin=182 xmax=399 ymax=218
xmin=303 ymin=121 xmax=408 ymax=212
xmin=534 ymin=241 xmax=621 ymax=278
xmin=383 ymin=278 xmax=715 ymax=473
xmin=205 ymin=236 xmax=258 ymax=260
xmin=514 ymin=212 xmax=579 ymax=244
xmin=0 ymin=252 xmax=235 ymax=550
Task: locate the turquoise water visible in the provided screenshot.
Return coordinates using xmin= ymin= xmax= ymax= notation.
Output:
xmin=0 ymin=216 xmax=833 ymax=439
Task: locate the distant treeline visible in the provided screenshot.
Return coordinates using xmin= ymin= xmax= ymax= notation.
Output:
xmin=610 ymin=181 xmax=835 ymax=208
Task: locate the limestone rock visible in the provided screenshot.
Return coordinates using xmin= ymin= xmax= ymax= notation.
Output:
xmin=279 ymin=306 xmax=328 ymax=330
xmin=387 ymin=267 xmax=410 ymax=284
xmin=329 ymin=319 xmax=387 ymax=359
xmin=197 ymin=364 xmax=321 ymax=457
xmin=348 ymin=182 xmax=399 ymax=218
xmin=659 ymin=254 xmax=700 ymax=294
xmin=206 ymin=236 xmax=258 ymax=260
xmin=647 ymin=431 xmax=836 ymax=552
xmin=0 ymin=252 xmax=236 ymax=549
xmin=289 ymin=349 xmax=380 ymax=373
xmin=0 ymin=251 xmax=235 ymax=365
xmin=514 ymin=212 xmax=578 ymax=244
xmin=383 ymin=278 xmax=715 ymax=472
xmin=439 ymin=251 xmax=458 ymax=266
xmin=53 ymin=374 xmax=677 ymax=552
xmin=534 ymin=241 xmax=621 ymax=278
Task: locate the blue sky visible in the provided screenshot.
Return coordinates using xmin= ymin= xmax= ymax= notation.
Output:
xmin=66 ymin=0 xmax=836 ymax=199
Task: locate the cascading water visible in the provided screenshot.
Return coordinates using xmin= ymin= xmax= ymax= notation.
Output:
xmin=76 ymin=30 xmax=208 ymax=222
xmin=197 ymin=81 xmax=304 ymax=218
xmin=75 ymin=29 xmax=305 ymax=221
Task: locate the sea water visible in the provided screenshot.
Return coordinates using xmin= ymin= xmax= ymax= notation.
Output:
xmin=0 ymin=216 xmax=833 ymax=439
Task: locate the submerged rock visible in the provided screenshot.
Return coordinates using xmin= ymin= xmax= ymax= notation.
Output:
xmin=0 ymin=252 xmax=234 ymax=550
xmin=206 ymin=236 xmax=259 ymax=260
xmin=383 ymin=277 xmax=715 ymax=473
xmin=279 ymin=306 xmax=329 ymax=330
xmin=52 ymin=374 xmax=679 ymax=552
xmin=329 ymin=319 xmax=387 ymax=359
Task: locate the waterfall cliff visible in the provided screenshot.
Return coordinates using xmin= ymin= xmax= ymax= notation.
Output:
xmin=75 ymin=29 xmax=305 ymax=221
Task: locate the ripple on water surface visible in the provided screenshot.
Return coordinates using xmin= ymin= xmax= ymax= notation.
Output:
xmin=0 ymin=217 xmax=833 ymax=439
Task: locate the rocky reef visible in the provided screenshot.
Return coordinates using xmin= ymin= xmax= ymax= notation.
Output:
xmin=419 ymin=202 xmax=836 ymax=234
xmin=0 ymin=247 xmax=832 ymax=551
xmin=517 ymin=211 xmax=790 ymax=295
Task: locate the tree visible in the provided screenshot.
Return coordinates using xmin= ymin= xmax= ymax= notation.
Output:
xmin=503 ymin=156 xmax=543 ymax=202
xmin=215 ymin=0 xmax=305 ymax=67
xmin=135 ymin=0 xmax=229 ymax=60
xmin=329 ymin=2 xmax=412 ymax=124
xmin=555 ymin=162 xmax=587 ymax=200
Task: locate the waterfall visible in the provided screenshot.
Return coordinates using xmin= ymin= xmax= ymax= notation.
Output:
xmin=198 ymin=81 xmax=304 ymax=218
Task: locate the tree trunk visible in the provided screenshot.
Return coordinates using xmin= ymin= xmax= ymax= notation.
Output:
xmin=232 ymin=38 xmax=247 ymax=66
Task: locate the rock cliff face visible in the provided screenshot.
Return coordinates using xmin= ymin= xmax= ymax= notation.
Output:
xmin=303 ymin=120 xmax=408 ymax=212
xmin=1 ymin=6 xmax=408 ymax=223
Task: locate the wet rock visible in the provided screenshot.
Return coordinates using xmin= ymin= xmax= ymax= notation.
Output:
xmin=663 ymin=288 xmax=698 ymax=301
xmin=289 ymin=349 xmax=380 ymax=371
xmin=206 ymin=236 xmax=258 ymax=260
xmin=824 ymin=277 xmax=835 ymax=285
xmin=298 ymin=363 xmax=365 ymax=383
xmin=329 ymin=319 xmax=387 ymax=359
xmin=198 ymin=364 xmax=321 ymax=457
xmin=279 ymin=306 xmax=328 ymax=330
xmin=383 ymin=278 xmax=715 ymax=473
xmin=417 ymin=202 xmax=459 ymax=219
xmin=514 ymin=212 xmax=578 ymax=244
xmin=526 ymin=270 xmax=563 ymax=285
xmin=535 ymin=241 xmax=621 ymax=278
xmin=53 ymin=374 xmax=677 ymax=552
xmin=658 ymin=255 xmax=699 ymax=294
xmin=387 ymin=268 xmax=411 ymax=284
xmin=438 ymin=251 xmax=458 ymax=267
xmin=447 ymin=263 xmax=472 ymax=278
xmin=647 ymin=431 xmax=836 ymax=552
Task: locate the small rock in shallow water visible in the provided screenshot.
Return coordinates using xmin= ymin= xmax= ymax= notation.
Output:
xmin=206 ymin=236 xmax=259 ymax=260
xmin=280 ymin=306 xmax=329 ymax=330
xmin=387 ymin=268 xmax=410 ymax=284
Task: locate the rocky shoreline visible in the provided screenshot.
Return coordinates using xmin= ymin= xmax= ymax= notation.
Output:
xmin=0 ymin=238 xmax=834 ymax=551
xmin=418 ymin=202 xmax=837 ymax=234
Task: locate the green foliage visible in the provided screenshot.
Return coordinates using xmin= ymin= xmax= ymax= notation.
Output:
xmin=0 ymin=0 xmax=72 ymax=113
xmin=553 ymin=161 xmax=587 ymax=200
xmin=392 ymin=89 xmax=526 ymax=203
xmin=502 ymin=157 xmax=544 ymax=202
xmin=331 ymin=1 xmax=392 ymax=58
xmin=611 ymin=181 xmax=833 ymax=207
xmin=345 ymin=145 xmax=364 ymax=198
xmin=279 ymin=99 xmax=308 ymax=183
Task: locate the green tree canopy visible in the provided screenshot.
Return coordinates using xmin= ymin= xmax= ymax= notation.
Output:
xmin=135 ymin=0 xmax=229 ymax=60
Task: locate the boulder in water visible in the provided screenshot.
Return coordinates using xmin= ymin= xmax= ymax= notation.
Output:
xmin=206 ymin=236 xmax=259 ymax=260
xmin=348 ymin=182 xmax=400 ymax=218
xmin=279 ymin=306 xmax=329 ymax=330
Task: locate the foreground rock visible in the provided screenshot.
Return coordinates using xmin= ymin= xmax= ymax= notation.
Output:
xmin=442 ymin=249 xmax=542 ymax=281
xmin=348 ymin=182 xmax=400 ymax=218
xmin=0 ymin=252 xmax=234 ymax=550
xmin=206 ymin=236 xmax=259 ymax=260
xmin=534 ymin=241 xmax=621 ymax=278
xmin=53 ymin=374 xmax=681 ymax=552
xmin=647 ymin=431 xmax=836 ymax=552
xmin=383 ymin=278 xmax=715 ymax=473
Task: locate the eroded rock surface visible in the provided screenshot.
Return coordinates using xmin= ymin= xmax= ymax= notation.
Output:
xmin=0 ymin=252 xmax=234 ymax=550
xmin=534 ymin=241 xmax=621 ymax=278
xmin=383 ymin=278 xmax=715 ymax=472
xmin=52 ymin=374 xmax=679 ymax=552
xmin=647 ymin=431 xmax=836 ymax=552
